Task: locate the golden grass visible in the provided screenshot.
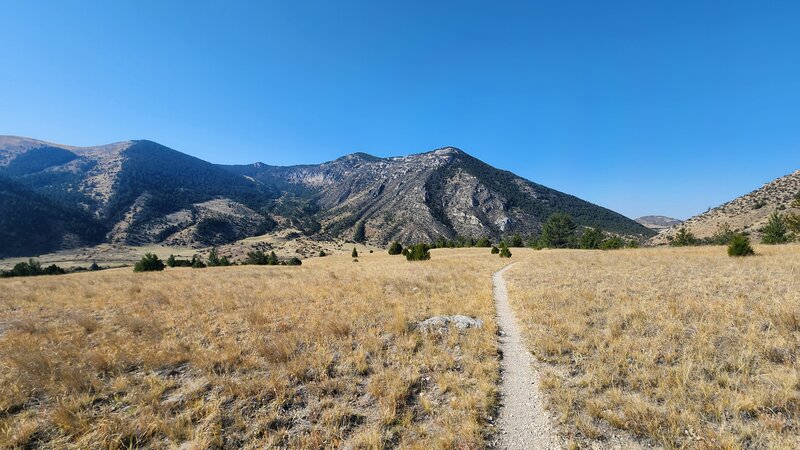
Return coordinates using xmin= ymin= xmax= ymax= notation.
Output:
xmin=0 ymin=249 xmax=507 ymax=449
xmin=506 ymin=245 xmax=800 ymax=449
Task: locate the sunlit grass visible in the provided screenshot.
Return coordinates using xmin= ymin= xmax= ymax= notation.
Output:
xmin=507 ymin=245 xmax=800 ymax=448
xmin=0 ymin=249 xmax=507 ymax=449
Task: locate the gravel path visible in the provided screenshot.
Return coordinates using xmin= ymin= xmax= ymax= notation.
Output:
xmin=492 ymin=263 xmax=561 ymax=450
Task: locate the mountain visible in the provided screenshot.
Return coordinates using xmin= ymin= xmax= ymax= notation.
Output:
xmin=222 ymin=147 xmax=654 ymax=243
xmin=650 ymin=170 xmax=800 ymax=245
xmin=0 ymin=136 xmax=653 ymax=257
xmin=635 ymin=215 xmax=683 ymax=231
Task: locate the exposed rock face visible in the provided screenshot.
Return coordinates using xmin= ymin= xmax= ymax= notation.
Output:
xmin=635 ymin=215 xmax=683 ymax=231
xmin=1 ymin=136 xmax=653 ymax=257
xmin=226 ymin=147 xmax=653 ymax=245
xmin=650 ymin=170 xmax=800 ymax=245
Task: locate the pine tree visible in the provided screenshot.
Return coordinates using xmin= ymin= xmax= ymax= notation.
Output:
xmin=388 ymin=242 xmax=403 ymax=255
xmin=540 ymin=213 xmax=577 ymax=248
xmin=133 ymin=253 xmax=165 ymax=272
xmin=761 ymin=212 xmax=788 ymax=244
xmin=351 ymin=248 xmax=358 ymax=258
xmin=499 ymin=246 xmax=512 ymax=258
xmin=207 ymin=247 xmax=222 ymax=266
xmin=579 ymin=227 xmax=605 ymax=249
xmin=728 ymin=234 xmax=755 ymax=256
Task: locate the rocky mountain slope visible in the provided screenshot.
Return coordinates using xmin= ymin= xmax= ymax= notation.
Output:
xmin=635 ymin=215 xmax=683 ymax=231
xmin=650 ymin=170 xmax=800 ymax=245
xmin=223 ymin=147 xmax=653 ymax=244
xmin=0 ymin=136 xmax=652 ymax=257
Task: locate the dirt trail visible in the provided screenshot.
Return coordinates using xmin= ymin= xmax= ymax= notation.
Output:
xmin=492 ymin=263 xmax=561 ymax=449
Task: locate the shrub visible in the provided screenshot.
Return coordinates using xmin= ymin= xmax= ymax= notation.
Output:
xmin=133 ymin=253 xmax=165 ymax=272
xmin=388 ymin=242 xmax=403 ymax=255
xmin=351 ymin=248 xmax=358 ymax=258
xmin=499 ymin=246 xmax=512 ymax=258
xmin=89 ymin=262 xmax=100 ymax=271
xmin=579 ymin=227 xmax=605 ymax=249
xmin=405 ymin=243 xmax=431 ymax=261
xmin=600 ymin=236 xmax=625 ymax=250
xmin=287 ymin=257 xmax=302 ymax=266
xmin=401 ymin=248 xmax=409 ymax=256
xmin=191 ymin=255 xmax=206 ymax=268
xmin=540 ymin=213 xmax=577 ymax=248
xmin=491 ymin=246 xmax=500 ymax=254
xmin=753 ymin=199 xmax=767 ymax=209
xmin=728 ymin=234 xmax=755 ymax=257
xmin=475 ymin=237 xmax=491 ymax=248
xmin=319 ymin=250 xmax=327 ymax=257
xmin=627 ymin=239 xmax=639 ymax=248
xmin=508 ymin=234 xmax=524 ymax=247
xmin=761 ymin=212 xmax=789 ymax=244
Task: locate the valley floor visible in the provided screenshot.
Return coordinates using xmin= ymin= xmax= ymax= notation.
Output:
xmin=1 ymin=245 xmax=798 ymax=449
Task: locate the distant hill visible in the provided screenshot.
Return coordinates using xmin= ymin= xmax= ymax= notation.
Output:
xmin=650 ymin=170 xmax=800 ymax=245
xmin=635 ymin=215 xmax=683 ymax=231
xmin=0 ymin=136 xmax=653 ymax=257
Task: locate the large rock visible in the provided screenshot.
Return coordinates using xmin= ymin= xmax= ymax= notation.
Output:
xmin=416 ymin=315 xmax=483 ymax=333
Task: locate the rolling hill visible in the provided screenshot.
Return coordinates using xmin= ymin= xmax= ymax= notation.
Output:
xmin=650 ymin=170 xmax=800 ymax=245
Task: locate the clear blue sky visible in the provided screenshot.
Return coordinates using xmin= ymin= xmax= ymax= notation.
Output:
xmin=2 ymin=1 xmax=799 ymax=219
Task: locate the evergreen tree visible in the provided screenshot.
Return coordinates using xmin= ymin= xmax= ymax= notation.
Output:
xmin=207 ymin=247 xmax=222 ymax=266
xmin=133 ymin=253 xmax=165 ymax=272
xmin=761 ymin=212 xmax=789 ymax=244
xmin=267 ymin=251 xmax=279 ymax=265
xmin=711 ymin=222 xmax=736 ymax=245
xmin=671 ymin=227 xmax=698 ymax=247
xmin=491 ymin=246 xmax=500 ymax=254
xmin=166 ymin=254 xmax=177 ymax=267
xmin=475 ymin=237 xmax=491 ymax=248
xmin=318 ymin=250 xmax=327 ymax=257
xmin=600 ymin=236 xmax=625 ymax=250
xmin=499 ymin=246 xmax=512 ymax=258
xmin=579 ymin=227 xmax=605 ymax=249
xmin=287 ymin=257 xmax=302 ymax=266
xmin=89 ymin=261 xmax=100 ymax=271
xmin=405 ymin=243 xmax=431 ymax=261
xmin=509 ymin=233 xmax=524 ymax=247
xmin=728 ymin=233 xmax=755 ymax=257
xmin=351 ymin=248 xmax=358 ymax=258
xmin=191 ymin=255 xmax=206 ymax=268
xmin=244 ymin=250 xmax=269 ymax=265
xmin=388 ymin=242 xmax=403 ymax=255
xmin=540 ymin=213 xmax=577 ymax=248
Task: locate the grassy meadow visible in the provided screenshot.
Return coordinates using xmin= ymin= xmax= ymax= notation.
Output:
xmin=506 ymin=245 xmax=800 ymax=449
xmin=2 ymin=244 xmax=799 ymax=449
xmin=0 ymin=249 xmax=507 ymax=449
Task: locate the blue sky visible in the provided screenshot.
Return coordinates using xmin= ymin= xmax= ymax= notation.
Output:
xmin=2 ymin=1 xmax=799 ymax=219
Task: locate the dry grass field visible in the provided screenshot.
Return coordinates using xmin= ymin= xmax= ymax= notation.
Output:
xmin=0 ymin=249 xmax=507 ymax=449
xmin=506 ymin=245 xmax=800 ymax=449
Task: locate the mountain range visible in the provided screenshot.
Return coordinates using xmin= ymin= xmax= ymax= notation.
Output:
xmin=0 ymin=136 xmax=653 ymax=258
